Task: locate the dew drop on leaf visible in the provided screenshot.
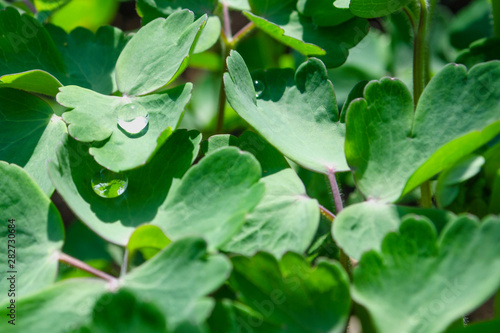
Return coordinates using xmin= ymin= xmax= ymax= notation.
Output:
xmin=91 ymin=168 xmax=129 ymax=198
xmin=117 ymin=103 xmax=149 ymax=135
xmin=253 ymin=80 xmax=265 ymax=98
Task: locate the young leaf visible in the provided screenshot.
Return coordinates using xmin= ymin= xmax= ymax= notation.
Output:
xmin=136 ymin=0 xmax=220 ymax=54
xmin=57 ymin=83 xmax=192 ymax=171
xmin=352 ymin=215 xmax=500 ymax=333
xmin=346 ymin=62 xmax=500 ymax=202
xmin=223 ymin=169 xmax=320 ymax=258
xmin=153 ymin=147 xmax=265 ymax=250
xmin=0 ymin=89 xmax=66 ymax=195
xmin=127 ymin=225 xmax=171 ymax=261
xmin=0 ymin=70 xmax=62 ymax=96
xmin=332 ymin=201 xmax=456 ymax=260
xmin=224 ymin=51 xmax=348 ymax=175
xmin=245 ymin=0 xmax=369 ymax=67
xmin=115 ymin=10 xmax=206 ymax=96
xmin=0 ymin=162 xmax=64 ymax=303
xmin=122 ymin=237 xmax=231 ymax=330
xmin=0 ymin=279 xmax=108 ymax=333
xmin=348 ymin=0 xmax=413 ymax=18
xmin=229 ymin=252 xmax=351 ymax=333
xmin=48 ymin=130 xmax=202 ymax=246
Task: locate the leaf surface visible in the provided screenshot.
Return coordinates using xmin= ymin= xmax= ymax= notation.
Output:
xmin=223 ymin=169 xmax=319 ymax=258
xmin=0 ymin=88 xmax=66 ymax=194
xmin=116 ymin=10 xmax=206 ymax=96
xmin=57 ymin=83 xmax=192 ymax=171
xmin=229 ymin=252 xmax=351 ymax=332
xmin=122 ymin=237 xmax=231 ymax=330
xmin=346 ymin=62 xmax=500 ymax=202
xmin=332 ymin=201 xmax=456 ymax=260
xmin=48 ymin=130 xmax=201 ymax=245
xmin=0 ymin=162 xmax=64 ymax=303
xmin=225 ymin=51 xmax=348 ymax=174
xmin=245 ymin=0 xmax=369 ymax=67
xmin=352 ymin=215 xmax=500 ymax=333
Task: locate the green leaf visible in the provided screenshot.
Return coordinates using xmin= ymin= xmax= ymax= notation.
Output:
xmin=226 ymin=0 xmax=250 ymax=11
xmin=0 ymin=162 xmax=64 ymax=303
xmin=456 ymin=37 xmax=500 ymax=68
xmin=38 ymin=0 xmax=119 ymax=33
xmin=84 ymin=289 xmax=168 ymax=333
xmin=122 ymin=237 xmax=231 ymax=330
xmin=0 ymin=88 xmax=66 ymax=195
xmin=153 ymin=147 xmax=265 ymax=250
xmin=47 ymin=24 xmax=130 ymax=95
xmin=449 ymin=0 xmax=493 ymax=50
xmin=137 ymin=0 xmax=218 ymax=20
xmin=48 ymin=130 xmax=202 ymax=246
xmin=348 ymin=0 xmax=412 ymax=18
xmin=224 ymin=51 xmax=348 ymax=174
xmin=332 ymin=201 xmax=456 ymax=260
xmin=435 ymin=155 xmax=485 ymax=208
xmin=229 ymin=252 xmax=351 ymax=332
xmin=202 ymin=131 xmax=290 ymax=177
xmin=0 ymin=279 xmax=108 ymax=332
xmin=127 ymin=225 xmax=171 ymax=261
xmin=0 ymin=8 xmax=66 ymax=82
xmin=297 ymin=0 xmax=353 ymax=27
xmin=352 ymin=215 xmax=500 ymax=333
xmin=115 ymin=10 xmax=206 ymax=96
xmin=223 ymin=169 xmax=319 ymax=257
xmin=57 ymin=83 xmax=192 ymax=171
xmin=346 ymin=62 xmax=500 ymax=202
xmin=245 ymin=0 xmax=369 ymax=68
xmin=136 ymin=0 xmax=220 ymax=54
xmin=0 ymin=70 xmax=62 ymax=96
xmin=0 ymin=8 xmax=129 ymax=96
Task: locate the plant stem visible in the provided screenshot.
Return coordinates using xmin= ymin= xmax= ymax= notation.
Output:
xmin=58 ymin=252 xmax=117 ymax=283
xmin=222 ymin=1 xmax=232 ymax=40
xmin=327 ymin=169 xmax=353 ymax=276
xmin=230 ymin=22 xmax=255 ymax=48
xmin=413 ymin=0 xmax=434 ymax=208
xmin=413 ymin=0 xmax=428 ymax=108
xmin=319 ymin=204 xmax=336 ymax=222
xmin=120 ymin=248 xmax=129 ymax=278
xmin=23 ymin=0 xmax=37 ymax=14
xmin=327 ymin=169 xmax=344 ymax=215
xmin=492 ymin=0 xmax=500 ymax=37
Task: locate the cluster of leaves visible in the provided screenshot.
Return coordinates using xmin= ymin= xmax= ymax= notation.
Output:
xmin=1 ymin=0 xmax=500 ymax=332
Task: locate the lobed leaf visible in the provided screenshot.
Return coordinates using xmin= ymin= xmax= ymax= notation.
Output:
xmin=57 ymin=83 xmax=192 ymax=171
xmin=116 ymin=10 xmax=206 ymax=96
xmin=224 ymin=51 xmax=348 ymax=174
xmin=352 ymin=215 xmax=500 ymax=333
xmin=346 ymin=62 xmax=500 ymax=202
xmin=229 ymin=252 xmax=351 ymax=332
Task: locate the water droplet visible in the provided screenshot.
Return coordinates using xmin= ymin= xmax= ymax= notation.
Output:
xmin=117 ymin=103 xmax=149 ymax=135
xmin=91 ymin=168 xmax=128 ymax=198
xmin=253 ymin=80 xmax=265 ymax=98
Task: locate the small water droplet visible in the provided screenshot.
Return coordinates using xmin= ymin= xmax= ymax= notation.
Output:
xmin=91 ymin=168 xmax=128 ymax=198
xmin=253 ymin=80 xmax=265 ymax=98
xmin=117 ymin=103 xmax=149 ymax=135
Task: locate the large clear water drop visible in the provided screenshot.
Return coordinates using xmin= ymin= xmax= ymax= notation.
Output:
xmin=91 ymin=168 xmax=128 ymax=198
xmin=117 ymin=103 xmax=149 ymax=135
xmin=253 ymin=80 xmax=265 ymax=98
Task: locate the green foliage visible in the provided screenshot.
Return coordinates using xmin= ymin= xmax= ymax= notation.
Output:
xmin=1 ymin=0 xmax=500 ymax=331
